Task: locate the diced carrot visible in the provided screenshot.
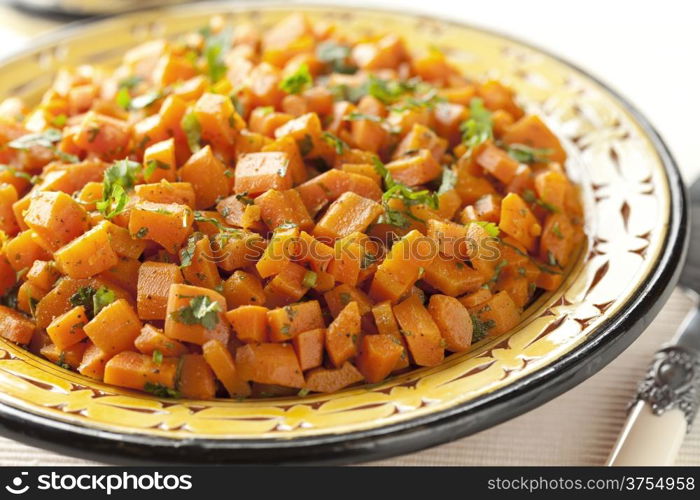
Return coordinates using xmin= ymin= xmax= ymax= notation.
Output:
xmin=16 ymin=280 xmax=47 ymax=315
xmin=41 ymin=342 xmax=87 ymax=370
xmin=500 ymin=193 xmax=541 ymax=252
xmin=179 ymin=145 xmax=231 ymax=209
xmin=428 ymin=294 xmax=473 ymax=352
xmin=202 ymin=339 xmax=251 ymax=397
xmin=0 ymin=305 xmax=35 ymax=344
xmin=99 ymin=255 xmax=140 ymax=295
xmin=236 ymin=342 xmax=305 ymax=388
xmin=181 ymin=236 xmax=221 ymax=290
xmin=83 ymin=299 xmax=142 ymax=355
xmin=54 ymin=221 xmax=119 ymax=279
xmin=234 ymin=152 xmax=293 ymax=195
xmin=3 ymin=230 xmax=51 ymax=272
xmin=0 ymin=183 xmax=19 ymax=236
xmin=386 ymin=149 xmax=441 ymax=186
xmin=73 ymin=112 xmax=130 ymax=159
xmin=143 ymin=138 xmax=176 ymax=183
xmin=46 ymin=305 xmax=88 ymax=350
xmin=295 ymin=169 xmax=382 ymax=216
xmin=295 ymin=231 xmax=334 ymax=272
xmin=225 ymin=305 xmax=269 ymax=343
xmin=468 ymin=290 xmax=521 ymax=336
xmin=193 ymin=93 xmax=242 ymax=155
xmin=104 ymin=351 xmax=179 ymax=392
xmin=256 ymin=224 xmax=299 ymax=278
xmin=26 ymin=260 xmax=61 ymax=291
xmin=213 ymin=231 xmax=266 ymax=272
xmin=371 ymin=301 xmax=409 ymax=370
xmin=502 ymin=115 xmax=566 ymax=163
xmin=222 ymin=270 xmax=266 ymax=308
xmin=78 ymin=342 xmax=109 ymax=379
xmin=263 ymin=261 xmax=310 ymax=306
xmin=217 ymin=194 xmax=265 ymax=231
xmin=324 ymin=283 xmax=373 ymax=318
xmin=477 ymin=80 xmax=524 ymax=120
xmin=178 ymin=354 xmax=217 ymax=400
xmin=393 ymin=294 xmax=444 ymax=366
xmin=255 ymin=189 xmax=313 ymax=231
xmin=134 ymin=182 xmax=196 ymax=208
xmin=134 ymin=323 xmax=187 ymax=356
xmin=164 ymin=284 xmax=230 ymax=345
xmin=128 ymin=201 xmax=193 ymax=254
xmin=393 ymin=123 xmax=447 ymax=162
xmin=261 ymin=135 xmax=307 ymax=184
xmin=0 ymin=254 xmax=16 ymax=297
xmin=267 ymin=300 xmax=325 ymax=342
xmin=105 ymin=221 xmax=148 ymax=259
xmin=476 ymin=142 xmax=520 ymax=184
xmin=325 ymin=301 xmax=360 ymax=367
xmin=292 ymin=328 xmax=325 ymax=371
xmin=313 ymin=191 xmax=383 ymax=241
xmin=422 ymin=253 xmax=485 ymax=296
xmin=304 ymin=362 xmax=363 ymax=393
xmin=137 ymin=261 xmax=183 ymax=320
xmin=356 ymin=334 xmax=403 ymax=383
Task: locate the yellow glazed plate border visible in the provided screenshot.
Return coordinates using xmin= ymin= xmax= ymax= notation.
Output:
xmin=0 ymin=3 xmax=688 ymax=463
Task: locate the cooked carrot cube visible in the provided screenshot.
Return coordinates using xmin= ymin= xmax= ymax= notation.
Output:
xmin=73 ymin=111 xmax=130 ymax=159
xmin=386 ymin=149 xmax=441 ymax=187
xmin=26 ymin=260 xmax=61 ymax=291
xmin=134 ymin=182 xmax=196 ymax=208
xmin=83 ymin=299 xmax=141 ymax=355
xmin=325 ymin=301 xmax=360 ymax=367
xmin=128 ymin=201 xmax=193 ymax=254
xmin=324 ymin=283 xmax=373 ymax=318
xmin=236 ymin=342 xmax=305 ymax=388
xmin=54 ymin=221 xmax=119 ymax=279
xmin=164 ymin=284 xmax=230 ymax=346
xmin=78 ymin=342 xmax=109 ymax=379
xmin=203 ymin=339 xmax=251 ymax=397
xmin=143 ymin=138 xmax=176 ymax=183
xmin=181 ymin=236 xmax=221 ymax=290
xmin=502 ymin=115 xmax=565 ymax=163
xmin=179 ymin=145 xmax=231 ymax=209
xmin=292 ymin=328 xmax=325 ymax=371
xmin=500 ymin=193 xmax=541 ymax=252
xmin=394 ymin=123 xmax=447 ymax=162
xmin=104 ymin=351 xmax=179 ymax=392
xmin=23 ymin=191 xmax=89 ymax=252
xmin=255 ymin=189 xmax=313 ymax=231
xmin=476 ymin=142 xmax=520 ymax=184
xmin=4 ymin=230 xmax=51 ymax=272
xmin=234 ymin=152 xmax=293 ymax=195
xmin=193 ymin=92 xmax=242 ymax=154
xmin=263 ymin=261 xmax=310 ymax=307
xmin=256 ymin=224 xmax=299 ymax=278
xmin=428 ymin=295 xmax=473 ymax=352
xmin=134 ymin=323 xmax=187 ymax=357
xmin=137 ymin=261 xmax=184 ymax=320
xmin=225 ymin=305 xmax=269 ymax=343
xmin=267 ymin=300 xmax=325 ymax=342
xmin=0 ymin=304 xmax=35 ymax=344
xmin=305 ymin=362 xmax=364 ymax=393
xmin=313 ymin=191 xmax=383 ymax=241
xmin=393 ymin=294 xmax=444 ymax=367
xmin=46 ymin=305 xmax=88 ymax=350
xmin=222 ymin=270 xmax=266 ymax=308
xmin=422 ymin=254 xmax=485 ymax=296
xmin=41 ymin=342 xmax=87 ymax=370
xmin=0 ymin=183 xmax=19 ymax=235
xmin=356 ymin=334 xmax=403 ymax=383
xmin=178 ymin=354 xmax=217 ymax=399
xmin=468 ymin=290 xmax=521 ymax=336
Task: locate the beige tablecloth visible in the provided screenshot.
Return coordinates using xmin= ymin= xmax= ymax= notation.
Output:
xmin=0 ymin=2 xmax=698 ymax=466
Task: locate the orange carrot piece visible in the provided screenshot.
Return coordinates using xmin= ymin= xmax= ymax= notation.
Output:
xmin=267 ymin=300 xmax=325 ymax=342
xmin=304 ymin=362 xmax=363 ymax=393
xmin=78 ymin=342 xmax=109 ymax=379
xmin=236 ymin=342 xmax=305 ymax=388
xmin=46 ymin=305 xmax=88 ymax=350
xmin=325 ymin=301 xmax=361 ymax=367
xmin=225 ymin=305 xmax=269 ymax=343
xmin=313 ymin=191 xmax=383 ymax=241
xmin=164 ymin=284 xmax=230 ymax=345
xmin=104 ymin=351 xmax=179 ymax=392
xmin=83 ymin=299 xmax=142 ymax=356
xmin=202 ymin=339 xmax=251 ymax=397
xmin=137 ymin=261 xmax=184 ymax=320
xmin=0 ymin=305 xmax=35 ymax=344
xmin=134 ymin=324 xmax=187 ymax=357
xmin=356 ymin=334 xmax=403 ymax=383
xmin=392 ymin=294 xmax=444 ymax=366
xmin=178 ymin=354 xmax=217 ymax=400
xmin=292 ymin=328 xmax=325 ymax=371
xmin=428 ymin=294 xmax=473 ymax=352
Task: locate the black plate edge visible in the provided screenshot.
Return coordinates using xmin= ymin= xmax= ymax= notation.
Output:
xmin=0 ymin=2 xmax=689 ymax=465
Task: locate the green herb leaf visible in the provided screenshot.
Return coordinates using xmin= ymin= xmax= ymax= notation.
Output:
xmin=181 ymin=112 xmax=202 ymax=153
xmin=201 ymin=26 xmax=232 ymax=83
xmin=129 ymin=91 xmax=162 ymax=110
xmin=96 ymin=159 xmax=141 ymax=219
xmin=367 ymin=75 xmax=406 ymax=105
xmin=437 ymin=167 xmax=457 ymax=194
xmin=343 ymin=111 xmax=383 ymax=122
xmin=52 ymin=114 xmax=67 ymax=127
xmin=321 ymin=131 xmax=348 ymax=155
xmin=92 ymin=286 xmax=116 ymax=316
xmin=179 ymin=233 xmax=202 ymax=268
xmin=316 ymin=41 xmax=357 ymax=74
xmin=505 ymin=143 xmax=553 ymax=164
xmin=302 ymin=271 xmax=317 ymax=288
xmin=152 ymin=349 xmax=163 ymax=365
xmin=8 ymin=128 xmax=62 ymax=150
xmin=116 ymin=87 xmax=131 ymax=110
xmin=144 ymin=159 xmax=170 ymax=179
xmin=460 ymin=98 xmax=492 ymax=150
xmin=143 ymin=382 xmax=180 ymax=398
xmin=470 ymin=313 xmax=495 ymax=342
xmin=118 ymin=75 xmax=143 ymax=89
xmin=170 ymin=295 xmax=222 ymax=330
xmin=279 ymin=63 xmax=313 ymax=95
xmin=0 ymin=165 xmax=37 ymax=184
xmin=471 ymin=220 xmax=500 ymax=237
xmin=390 ymin=88 xmax=444 ymax=112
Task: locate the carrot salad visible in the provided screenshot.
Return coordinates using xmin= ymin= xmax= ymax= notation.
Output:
xmin=0 ymin=14 xmax=584 ymax=399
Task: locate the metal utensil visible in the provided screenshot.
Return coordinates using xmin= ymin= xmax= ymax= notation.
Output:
xmin=607 ymin=178 xmax=700 ymax=466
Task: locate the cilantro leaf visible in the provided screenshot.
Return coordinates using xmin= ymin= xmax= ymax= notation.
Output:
xmin=170 ymin=295 xmax=222 ymax=330
xmin=96 ymin=159 xmax=140 ymax=219
xmin=315 ymin=41 xmax=357 ymax=74
xmin=366 ymin=75 xmax=406 ymax=104
xmin=201 ymin=26 xmax=232 ymax=83
xmin=181 ymin=112 xmax=202 ymax=153
xmin=144 ymin=382 xmax=180 ymax=398
xmin=8 ymin=128 xmax=62 ymax=150
xmin=302 ymin=271 xmax=317 ymax=288
xmin=279 ymin=63 xmax=313 ymax=95
xmin=93 ymin=286 xmax=116 ymax=316
xmin=471 ymin=220 xmax=500 ymax=237
xmin=437 ymin=167 xmax=457 ymax=194
xmin=321 ymin=131 xmax=348 ymax=155
xmin=460 ymin=98 xmax=493 ymax=150
xmin=505 ymin=143 xmax=553 ymax=164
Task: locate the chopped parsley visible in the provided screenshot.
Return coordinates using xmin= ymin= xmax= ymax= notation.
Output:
xmin=181 ymin=112 xmax=202 ymax=153
xmin=143 ymin=382 xmax=180 ymax=398
xmin=471 ymin=220 xmax=500 ymax=237
xmin=460 ymin=98 xmax=492 ymax=150
xmin=302 ymin=271 xmax=317 ymax=288
xmin=8 ymin=128 xmax=62 ymax=150
xmin=505 ymin=143 xmax=553 ymax=164
xmin=551 ymin=222 xmax=564 ymax=239
xmin=316 ymin=41 xmax=357 ymax=74
xmin=279 ymin=63 xmax=313 ymax=95
xmin=96 ymin=159 xmax=141 ymax=219
xmin=169 ymin=295 xmax=222 ymax=330
xmin=321 ymin=131 xmax=348 ymax=155
xmin=522 ymin=189 xmax=559 ymax=213
xmin=152 ymin=349 xmax=163 ymax=365
xmin=69 ymin=285 xmax=116 ymax=319
xmin=437 ymin=167 xmax=457 ymax=194
xmin=471 ymin=314 xmax=495 ymax=342
xmin=200 ymin=26 xmax=232 ymax=83
xmin=179 ymin=233 xmax=203 ymax=268
xmin=144 ymin=159 xmax=170 ymax=179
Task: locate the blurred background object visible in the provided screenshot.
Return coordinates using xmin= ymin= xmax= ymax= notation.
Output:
xmin=10 ymin=0 xmax=193 ymax=17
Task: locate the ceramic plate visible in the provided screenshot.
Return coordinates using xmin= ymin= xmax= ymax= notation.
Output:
xmin=0 ymin=2 xmax=688 ymax=464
